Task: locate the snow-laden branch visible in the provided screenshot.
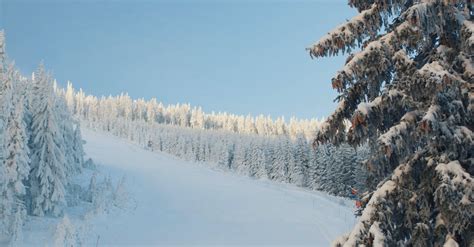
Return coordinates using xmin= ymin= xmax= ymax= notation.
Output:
xmin=377 ymin=110 xmax=420 ymax=158
xmin=310 ymin=3 xmax=451 ymax=147
xmin=348 ymin=89 xmax=408 ymax=145
xmin=307 ymin=1 xmax=439 ymax=59
xmin=313 ymin=100 xmax=348 ymax=146
xmin=307 ymin=4 xmax=382 ymax=58
xmin=341 ymin=179 xmax=398 ymax=246
xmin=348 ymin=0 xmax=407 ymax=12
xmin=434 ymin=160 xmax=474 ymax=236
xmin=461 ymin=20 xmax=474 ymax=56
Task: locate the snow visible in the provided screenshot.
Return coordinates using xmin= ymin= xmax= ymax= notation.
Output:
xmin=368 ymin=221 xmax=385 ymax=247
xmin=423 ymin=105 xmax=439 ymax=123
xmin=444 ymin=236 xmax=459 ymax=247
xmin=357 ymin=102 xmax=371 ymax=116
xmin=378 ymin=121 xmax=409 ymax=146
xmin=419 ymin=61 xmax=451 ymax=79
xmin=343 ymin=180 xmax=396 ymax=246
xmin=307 ymin=3 xmax=379 ymax=57
xmin=20 ymin=128 xmax=357 ymax=246
xmin=436 ymin=161 xmax=468 ymax=183
xmin=463 ymin=20 xmax=474 ymax=46
xmin=356 ymin=96 xmax=382 ymax=116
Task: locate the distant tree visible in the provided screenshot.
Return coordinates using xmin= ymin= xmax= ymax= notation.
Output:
xmin=308 ymin=1 xmax=473 ymax=245
xmin=290 ymin=134 xmax=308 ymax=187
xmin=72 ymin=122 xmax=85 ymax=169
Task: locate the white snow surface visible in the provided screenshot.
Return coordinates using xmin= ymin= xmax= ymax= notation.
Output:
xmin=21 ymin=128 xmax=356 ymax=246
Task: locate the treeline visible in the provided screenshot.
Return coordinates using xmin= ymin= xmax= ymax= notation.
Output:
xmin=62 ymin=82 xmax=369 ymax=197
xmin=0 ymin=32 xmax=84 ymax=244
xmin=64 ymin=83 xmax=321 ymax=139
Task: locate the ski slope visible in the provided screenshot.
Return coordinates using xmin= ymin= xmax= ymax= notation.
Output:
xmin=78 ymin=128 xmax=357 ymax=246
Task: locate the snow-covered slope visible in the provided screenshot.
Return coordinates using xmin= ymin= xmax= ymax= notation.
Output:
xmin=23 ymin=128 xmax=357 ymax=246
xmin=20 ymin=129 xmax=355 ymax=246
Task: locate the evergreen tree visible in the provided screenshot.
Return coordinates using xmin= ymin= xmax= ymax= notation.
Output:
xmin=305 ymin=146 xmax=320 ymax=190
xmin=270 ymin=137 xmax=290 ymax=182
xmin=55 ymin=94 xmax=81 ymax=179
xmin=308 ymin=2 xmax=474 ymax=245
xmin=9 ymin=203 xmax=27 ymax=245
xmin=0 ymin=63 xmax=30 ymax=238
xmin=28 ymin=66 xmax=67 ymax=216
xmin=252 ymin=142 xmax=268 ymax=179
xmin=353 ymin=144 xmax=369 ymax=193
xmin=4 ymin=90 xmax=30 ymax=238
xmin=0 ymin=62 xmax=13 ymax=234
xmin=332 ymin=144 xmax=357 ymax=196
xmin=291 ymin=134 xmax=309 ymax=187
xmin=233 ymin=138 xmax=250 ymax=176
xmin=316 ymin=144 xmax=336 ymax=194
xmin=72 ymin=122 xmax=85 ymax=169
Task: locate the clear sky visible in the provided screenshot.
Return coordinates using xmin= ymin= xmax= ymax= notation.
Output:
xmin=0 ymin=0 xmax=355 ymax=119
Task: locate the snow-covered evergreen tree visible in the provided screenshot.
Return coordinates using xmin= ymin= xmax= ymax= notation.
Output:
xmin=53 ymin=215 xmax=79 ymax=247
xmin=291 ymin=134 xmax=308 ymax=187
xmin=252 ymin=142 xmax=268 ymax=179
xmin=4 ymin=92 xmax=30 ymax=238
xmin=0 ymin=33 xmax=9 ymax=226
xmin=0 ymin=62 xmax=30 ymax=238
xmin=28 ymin=65 xmax=67 ymax=216
xmin=353 ymin=143 xmax=369 ymax=193
xmin=55 ymin=93 xmax=81 ymax=179
xmin=0 ymin=32 xmax=86 ymax=243
xmin=270 ymin=137 xmax=290 ymax=183
xmin=8 ymin=203 xmax=27 ymax=245
xmin=308 ymin=2 xmax=474 ymax=245
xmin=72 ymin=122 xmax=85 ymax=169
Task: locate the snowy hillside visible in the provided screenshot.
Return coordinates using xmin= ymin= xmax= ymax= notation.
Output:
xmin=21 ymin=128 xmax=356 ymax=246
xmin=82 ymin=128 xmax=357 ymax=245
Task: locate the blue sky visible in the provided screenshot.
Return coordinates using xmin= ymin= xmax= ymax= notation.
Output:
xmin=0 ymin=0 xmax=355 ymax=119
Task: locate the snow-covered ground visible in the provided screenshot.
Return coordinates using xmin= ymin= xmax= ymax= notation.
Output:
xmin=22 ymin=128 xmax=357 ymax=246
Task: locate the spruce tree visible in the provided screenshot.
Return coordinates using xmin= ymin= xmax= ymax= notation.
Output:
xmin=28 ymin=65 xmax=67 ymax=216
xmin=290 ymin=134 xmax=308 ymax=187
xmin=72 ymin=122 xmax=85 ymax=169
xmin=0 ymin=63 xmax=12 ymax=235
xmin=0 ymin=31 xmax=8 ymax=200
xmin=4 ymin=88 xmax=30 ymax=239
xmin=308 ymin=1 xmax=473 ymax=245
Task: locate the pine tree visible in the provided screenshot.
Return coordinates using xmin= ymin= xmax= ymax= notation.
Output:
xmin=0 ymin=32 xmax=9 ymax=213
xmin=53 ymin=215 xmax=79 ymax=247
xmin=64 ymin=81 xmax=75 ymax=113
xmin=308 ymin=2 xmax=473 ymax=245
xmin=233 ymin=138 xmax=250 ymax=176
xmin=291 ymin=134 xmax=309 ymax=187
xmin=353 ymin=143 xmax=369 ymax=193
xmin=7 ymin=202 xmax=26 ymax=245
xmin=316 ymin=144 xmax=337 ymax=194
xmin=28 ymin=65 xmax=67 ymax=217
xmin=334 ymin=144 xmax=357 ymax=196
xmin=0 ymin=63 xmax=30 ymax=236
xmin=253 ymin=142 xmax=268 ymax=179
xmin=270 ymin=137 xmax=290 ymax=182
xmin=0 ymin=63 xmax=13 ymax=234
xmin=305 ymin=146 xmax=320 ymax=190
xmin=55 ymin=94 xmax=81 ymax=179
xmin=4 ymin=91 xmax=30 ymax=238
xmin=72 ymin=122 xmax=85 ymax=169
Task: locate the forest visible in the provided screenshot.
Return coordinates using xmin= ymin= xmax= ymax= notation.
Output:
xmin=0 ymin=0 xmax=473 ymax=246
